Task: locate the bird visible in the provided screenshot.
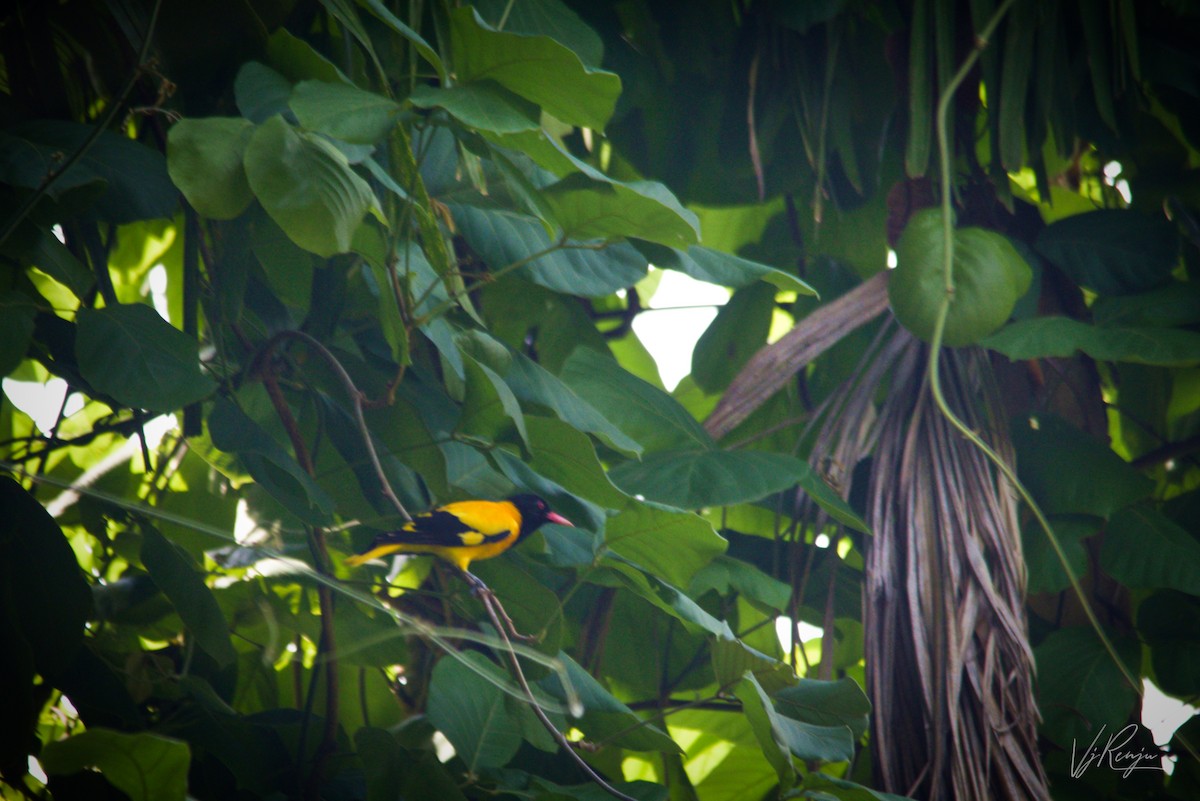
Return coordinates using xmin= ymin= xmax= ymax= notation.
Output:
xmin=344 ymin=494 xmax=573 ymax=589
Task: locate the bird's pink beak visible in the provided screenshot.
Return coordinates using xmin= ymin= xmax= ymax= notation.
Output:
xmin=546 ymin=511 xmax=574 ymax=527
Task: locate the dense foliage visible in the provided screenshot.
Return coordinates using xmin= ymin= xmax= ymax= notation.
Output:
xmin=2 ymin=1 xmax=1199 ymax=800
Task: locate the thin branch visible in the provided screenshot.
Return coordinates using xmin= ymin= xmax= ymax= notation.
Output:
xmin=477 ymin=591 xmax=637 ymax=801
xmin=256 ymin=330 xmax=411 ymax=522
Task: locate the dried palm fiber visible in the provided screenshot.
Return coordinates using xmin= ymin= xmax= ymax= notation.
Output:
xmin=864 ymin=329 xmax=1047 ymax=801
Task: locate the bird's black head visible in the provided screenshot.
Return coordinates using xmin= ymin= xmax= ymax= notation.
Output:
xmin=508 ymin=494 xmax=574 ymax=538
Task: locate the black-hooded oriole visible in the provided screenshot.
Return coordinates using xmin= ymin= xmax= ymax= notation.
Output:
xmin=345 ymin=494 xmax=573 ymax=574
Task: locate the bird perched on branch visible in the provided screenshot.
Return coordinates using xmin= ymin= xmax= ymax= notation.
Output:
xmin=345 ymin=494 xmax=573 ymax=589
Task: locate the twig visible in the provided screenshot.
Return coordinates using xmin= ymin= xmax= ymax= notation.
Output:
xmin=256 ymin=330 xmax=412 ymax=522
xmin=476 ymin=591 xmax=637 ymax=801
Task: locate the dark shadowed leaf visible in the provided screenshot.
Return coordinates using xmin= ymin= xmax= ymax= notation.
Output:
xmin=1035 ymin=627 xmax=1140 ymax=749
xmin=983 ymin=316 xmax=1200 ymax=366
xmin=1035 ymin=210 xmax=1178 ymax=296
xmin=75 ymin=304 xmax=215 ymax=412
xmin=140 ymin=526 xmax=236 ymax=668
xmin=1100 ymin=503 xmax=1200 ymax=593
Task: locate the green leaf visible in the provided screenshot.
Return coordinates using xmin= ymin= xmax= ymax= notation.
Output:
xmin=409 ymin=82 xmax=540 ymax=134
xmin=773 ymin=677 xmax=872 ymax=740
xmin=449 ymin=6 xmax=621 ymax=130
xmin=0 ymin=477 xmax=92 ymax=676
xmin=208 ymin=397 xmax=336 ymax=524
xmin=1100 ymin=503 xmax=1200 ymax=592
xmin=167 ymin=117 xmax=255 ymax=219
xmin=290 ymin=80 xmax=400 ymax=144
xmin=711 ymin=637 xmax=794 ymax=694
xmin=243 ymin=115 xmax=381 ymax=258
xmin=0 ymin=291 xmax=35 ymax=375
xmin=502 ymin=350 xmax=643 ymax=457
xmin=538 ymin=652 xmax=681 ymax=752
xmin=1138 ymin=590 xmax=1200 ymax=697
xmin=608 ymin=450 xmax=869 ymax=534
xmin=75 ymin=304 xmax=215 ymax=412
xmin=265 ymin=28 xmax=351 ymax=85
xmin=448 ymin=202 xmax=649 ymax=297
xmin=591 ymin=560 xmax=727 ymax=636
xmin=889 ymin=209 xmax=1033 ymax=346
xmin=426 ymin=652 xmax=522 ymax=771
xmin=1035 ymin=627 xmax=1140 ymax=749
xmin=983 ymin=316 xmax=1200 ymax=366
xmin=1023 ymin=515 xmax=1098 ymax=594
xmin=692 ymin=282 xmax=773 ymax=393
xmin=41 ymin=729 xmax=190 ymax=801
xmin=457 ymin=354 xmax=529 ymax=449
xmin=354 ymin=728 xmax=405 ymax=801
xmin=1035 ymin=210 xmax=1178 ymax=296
xmin=733 ymin=673 xmax=796 ymax=788
xmin=1010 ymin=413 xmax=1153 ymax=517
xmin=542 ymin=173 xmax=700 ymax=248
xmin=604 ymin=502 xmax=727 ymax=588
xmin=140 ymin=526 xmax=236 ymax=668
xmin=559 ymin=347 xmax=713 ymax=453
xmin=640 ymin=242 xmax=817 ymax=295
xmin=471 ymin=0 xmax=604 ymax=67
xmin=689 ymin=554 xmax=792 ymax=611
xmin=234 ymin=62 xmax=294 ymax=124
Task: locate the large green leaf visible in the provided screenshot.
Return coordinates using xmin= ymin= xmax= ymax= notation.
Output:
xmin=471 ymin=0 xmax=604 ymax=67
xmin=538 ymin=652 xmax=681 ymax=752
xmin=290 ymin=80 xmax=400 ymax=144
xmin=604 ymin=502 xmax=727 ymax=588
xmin=448 ymin=202 xmax=648 ymax=297
xmin=590 ymin=560 xmax=727 ymax=636
xmin=1034 ymin=627 xmax=1141 ymax=749
xmin=41 ymin=730 xmax=190 ymax=801
xmin=692 ymin=282 xmax=773 ymax=393
xmin=502 ymin=350 xmax=642 ymax=457
xmin=983 ymin=316 xmax=1200 ymax=366
xmin=772 ymin=677 xmax=872 ymax=739
xmin=457 ymin=354 xmax=529 ymax=449
xmin=1010 ymin=414 xmax=1153 ymax=517
xmin=426 ymin=652 xmax=522 ymax=771
xmin=890 ymin=209 xmax=1032 ymax=346
xmin=448 ymin=6 xmax=620 ymax=130
xmin=243 ymin=115 xmax=381 ymax=257
xmin=542 ymin=173 xmax=700 ymax=248
xmin=1100 ymin=503 xmax=1200 ymax=592
xmin=2 ymin=223 xmax=94 ymax=299
xmin=140 ymin=526 xmax=236 ymax=668
xmin=637 ymin=241 xmax=818 ymax=295
xmin=734 ymin=673 xmax=796 ymax=788
xmin=608 ymin=450 xmax=869 ymax=534
xmin=1035 ymin=210 xmax=1178 ymax=296
xmin=559 ymin=347 xmax=713 ymax=453
xmin=409 ymin=82 xmax=540 ymax=134
xmin=234 ymin=62 xmax=293 ymax=123
xmin=75 ymin=304 xmax=215 ymax=412
xmin=167 ymin=117 xmax=255 ymax=219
